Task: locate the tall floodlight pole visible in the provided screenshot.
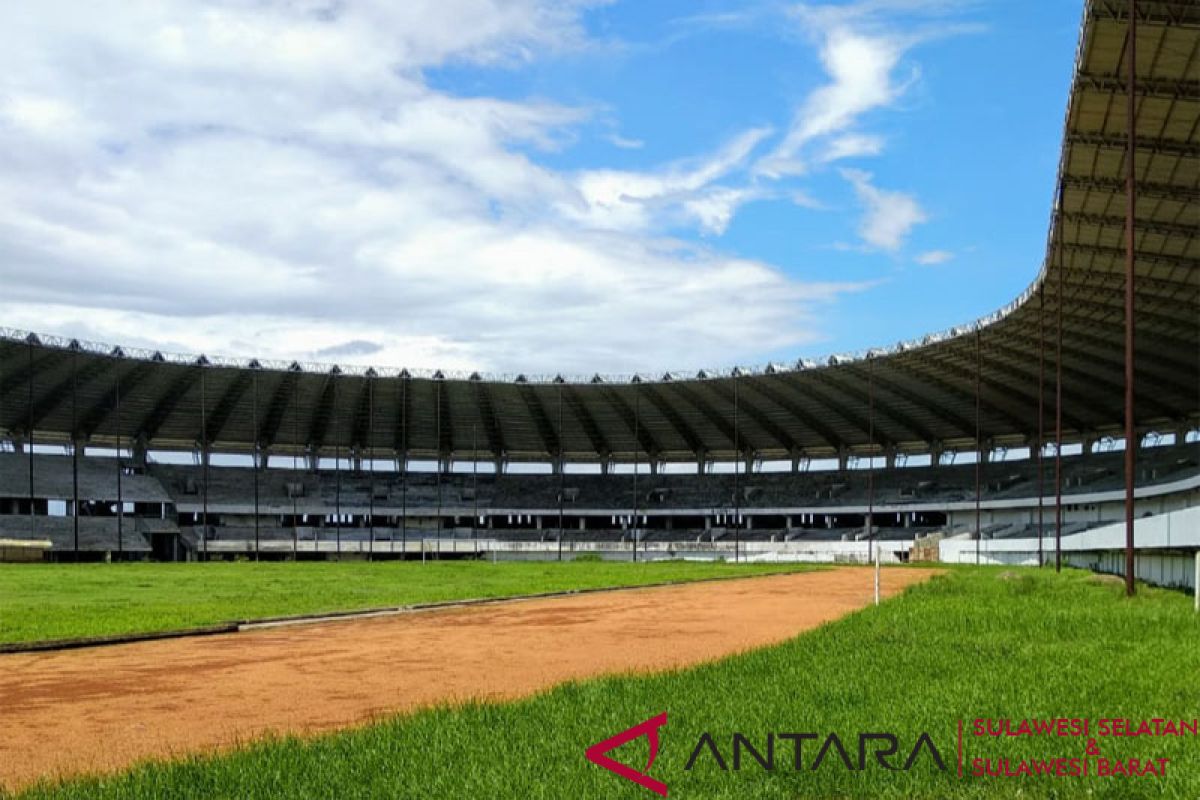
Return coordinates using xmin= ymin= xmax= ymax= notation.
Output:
xmin=557 ymin=382 xmax=564 ymax=562
xmin=867 ymin=355 xmax=875 ymax=565
xmin=71 ymin=346 xmax=79 ymax=560
xmin=1055 ymin=200 xmax=1065 ymax=573
xmin=333 ymin=371 xmax=341 ymax=560
xmin=472 ymin=423 xmax=479 ymax=552
xmin=200 ymin=363 xmax=208 ymax=562
xmin=401 ymin=374 xmax=408 ymax=557
xmin=252 ymin=369 xmax=260 ymax=561
xmin=974 ymin=329 xmax=982 ymax=566
xmin=1037 ymin=287 xmax=1045 ymax=568
xmin=632 ymin=382 xmax=640 ymax=563
xmin=115 ymin=364 xmax=123 ymax=559
xmin=733 ymin=373 xmax=740 ymax=565
xmin=27 ymin=338 xmax=35 ymax=549
xmin=368 ymin=373 xmax=376 ymax=560
xmin=291 ymin=371 xmax=298 ymax=559
xmin=1122 ymin=0 xmax=1138 ymax=597
xmin=435 ymin=378 xmax=443 ymax=561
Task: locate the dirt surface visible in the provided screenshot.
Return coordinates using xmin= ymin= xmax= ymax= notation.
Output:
xmin=0 ymin=567 xmax=937 ymax=790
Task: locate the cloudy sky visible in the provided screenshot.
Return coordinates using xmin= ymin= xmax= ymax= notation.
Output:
xmin=0 ymin=0 xmax=1080 ymax=376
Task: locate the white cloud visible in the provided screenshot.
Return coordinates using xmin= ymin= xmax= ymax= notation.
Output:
xmin=841 ymin=168 xmax=927 ymax=251
xmin=607 ymin=133 xmax=644 ymax=149
xmin=0 ymin=1 xmax=867 ymax=374
xmin=915 ymin=249 xmax=954 ymax=265
xmin=565 ymin=126 xmax=772 ymax=232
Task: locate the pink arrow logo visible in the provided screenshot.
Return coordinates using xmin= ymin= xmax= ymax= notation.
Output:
xmin=585 ymin=712 xmax=669 ymax=796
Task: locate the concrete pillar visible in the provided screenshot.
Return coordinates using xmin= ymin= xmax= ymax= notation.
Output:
xmin=745 ymin=515 xmax=753 ymax=530
xmin=785 ymin=515 xmax=793 ymax=533
xmin=132 ymin=435 xmax=149 ymax=469
xmin=536 ymin=516 xmax=543 ymax=530
xmin=704 ymin=516 xmax=712 ymax=531
xmin=579 ymin=518 xmax=586 ymax=531
xmin=885 ymin=447 xmax=897 ymax=469
xmin=837 ymin=447 xmax=849 ymax=471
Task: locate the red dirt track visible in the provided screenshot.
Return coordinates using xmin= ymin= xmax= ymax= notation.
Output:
xmin=0 ymin=567 xmax=936 ymax=790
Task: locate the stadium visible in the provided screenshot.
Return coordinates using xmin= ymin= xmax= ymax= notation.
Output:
xmin=0 ymin=1 xmax=1198 ymax=798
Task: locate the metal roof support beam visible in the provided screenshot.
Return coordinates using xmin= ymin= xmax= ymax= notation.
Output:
xmin=306 ymin=374 xmax=339 ymax=452
xmin=78 ymin=360 xmax=153 ymax=439
xmin=206 ymin=371 xmax=254 ymax=446
xmin=600 ymin=386 xmax=661 ymax=460
xmin=1059 ymin=243 xmax=1199 ymax=271
xmin=637 ymin=383 xmax=709 ymax=456
xmin=260 ymin=371 xmax=300 ymax=449
xmin=473 ymin=381 xmax=507 ymax=461
xmin=1060 ymin=211 xmax=1199 ymax=238
xmin=701 ymin=379 xmax=808 ymax=456
xmin=787 ymin=371 xmax=893 ymax=447
xmin=854 ymin=366 xmax=977 ymax=442
xmin=740 ymin=376 xmax=842 ymax=453
xmin=1089 ymin=0 xmax=1200 ymax=26
xmin=810 ymin=369 xmax=931 ymax=446
xmin=139 ymin=367 xmax=202 ymax=442
xmin=562 ymin=384 xmax=610 ymax=459
xmin=1060 ymin=175 xmax=1199 ymax=203
xmin=1075 ymin=74 xmax=1200 ymax=100
xmin=517 ymin=385 xmax=559 ymax=460
xmin=1065 ymin=132 xmax=1200 ymax=159
xmin=24 ymin=355 xmax=114 ymax=432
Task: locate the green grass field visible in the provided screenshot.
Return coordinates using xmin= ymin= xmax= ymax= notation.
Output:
xmin=9 ymin=566 xmax=1200 ymax=799
xmin=0 ymin=559 xmax=811 ymax=645
xmin=9 ymin=566 xmax=1200 ymax=796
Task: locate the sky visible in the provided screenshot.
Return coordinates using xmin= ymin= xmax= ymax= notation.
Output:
xmin=0 ymin=0 xmax=1084 ymax=377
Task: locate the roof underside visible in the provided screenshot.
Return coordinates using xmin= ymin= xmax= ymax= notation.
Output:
xmin=0 ymin=0 xmax=1197 ymax=464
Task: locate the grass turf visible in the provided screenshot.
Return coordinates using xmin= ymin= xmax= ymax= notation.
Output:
xmin=9 ymin=566 xmax=1200 ymax=799
xmin=0 ymin=559 xmax=811 ymax=645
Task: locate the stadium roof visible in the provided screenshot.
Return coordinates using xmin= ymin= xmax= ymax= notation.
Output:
xmin=0 ymin=0 xmax=1196 ymax=465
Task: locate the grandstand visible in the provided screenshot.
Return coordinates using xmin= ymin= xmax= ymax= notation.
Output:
xmin=0 ymin=1 xmax=1196 ymax=584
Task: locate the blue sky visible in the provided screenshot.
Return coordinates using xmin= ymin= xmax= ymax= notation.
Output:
xmin=0 ymin=0 xmax=1084 ymax=375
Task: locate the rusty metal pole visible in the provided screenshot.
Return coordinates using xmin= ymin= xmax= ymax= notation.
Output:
xmin=1122 ymin=0 xmax=1138 ymax=597
xmin=400 ymin=376 xmax=408 ymax=557
xmin=71 ymin=346 xmax=79 ymax=560
xmin=333 ymin=372 xmax=341 ymax=560
xmin=1055 ymin=203 xmax=1064 ymax=574
xmin=632 ymin=383 xmax=640 ymax=563
xmin=1037 ymin=286 xmax=1045 ymax=568
xmin=557 ymin=383 xmax=564 ymax=562
xmin=733 ymin=374 xmax=740 ymax=564
xmin=200 ymin=364 xmax=208 ymax=562
xmin=26 ymin=339 xmax=34 ymax=548
xmin=368 ymin=374 xmax=375 ymax=559
xmin=867 ymin=355 xmax=875 ymax=565
xmin=252 ymin=369 xmax=259 ymax=561
xmin=974 ymin=329 xmax=982 ymax=566
xmin=115 ymin=365 xmax=123 ymax=559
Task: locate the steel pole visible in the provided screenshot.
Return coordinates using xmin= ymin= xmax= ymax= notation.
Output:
xmin=1055 ymin=203 xmax=1064 ymax=573
xmin=1037 ymin=286 xmax=1045 ymax=568
xmin=557 ymin=383 xmax=564 ymax=562
xmin=632 ymin=384 xmax=640 ymax=563
xmin=71 ymin=347 xmax=79 ymax=560
xmin=115 ymin=366 xmax=123 ymax=559
xmin=334 ymin=373 xmax=341 ymax=560
xmin=201 ymin=365 xmax=208 ymax=562
xmin=1122 ymin=0 xmax=1138 ymax=597
xmin=26 ymin=339 xmax=34 ymax=549
xmin=867 ymin=354 xmax=875 ymax=564
xmin=401 ymin=376 xmax=408 ymax=557
xmin=252 ymin=370 xmax=260 ymax=561
xmin=733 ymin=374 xmax=740 ymax=565
xmin=368 ymin=375 xmax=375 ymax=560
xmin=974 ymin=329 xmax=982 ymax=566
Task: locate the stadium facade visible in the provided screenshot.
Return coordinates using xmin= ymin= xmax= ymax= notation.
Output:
xmin=0 ymin=1 xmax=1196 ymax=583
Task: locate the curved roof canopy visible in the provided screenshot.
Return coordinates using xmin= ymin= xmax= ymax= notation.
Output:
xmin=1 ymin=0 xmax=1197 ymax=464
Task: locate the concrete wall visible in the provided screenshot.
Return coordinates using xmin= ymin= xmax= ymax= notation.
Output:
xmin=939 ymin=507 xmax=1200 ymax=590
